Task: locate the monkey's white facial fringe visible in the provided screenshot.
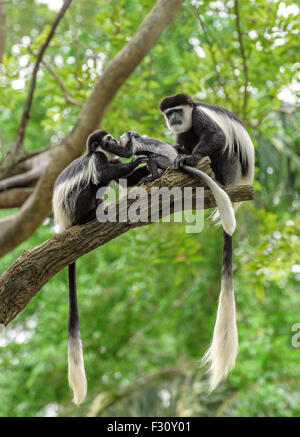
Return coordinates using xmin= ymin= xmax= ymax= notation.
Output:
xmin=165 ymin=105 xmax=193 ymax=134
xmin=68 ymin=334 xmax=87 ymax=405
xmin=202 ymin=275 xmax=238 ymax=392
xmin=198 ymin=106 xmax=255 ymax=186
xmin=53 ymin=155 xmax=99 ymax=231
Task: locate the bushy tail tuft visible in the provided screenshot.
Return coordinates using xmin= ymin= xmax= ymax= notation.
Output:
xmin=182 ymin=165 xmax=236 ymax=235
xmin=202 ymin=231 xmax=238 ymax=391
xmin=68 ymin=262 xmax=87 ymax=405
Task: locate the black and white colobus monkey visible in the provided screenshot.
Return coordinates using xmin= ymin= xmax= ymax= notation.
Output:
xmin=52 ymin=130 xmax=147 ymax=404
xmin=118 ymin=130 xmax=236 ymax=236
xmin=159 ymin=93 xmax=255 ymax=391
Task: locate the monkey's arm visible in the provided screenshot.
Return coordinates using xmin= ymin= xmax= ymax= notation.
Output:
xmin=174 ymin=120 xmax=226 ymax=169
xmin=105 ymin=141 xmax=133 ymax=158
xmin=108 ymin=156 xmax=147 ymax=181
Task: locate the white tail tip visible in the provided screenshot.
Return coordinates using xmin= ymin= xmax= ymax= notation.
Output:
xmin=202 ymin=277 xmax=238 ymax=391
xmin=68 ymin=335 xmax=87 ymax=405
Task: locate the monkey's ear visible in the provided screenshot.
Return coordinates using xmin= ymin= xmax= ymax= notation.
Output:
xmin=187 ymin=98 xmax=194 ymax=106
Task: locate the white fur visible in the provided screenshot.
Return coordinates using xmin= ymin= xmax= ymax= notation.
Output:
xmin=202 ymin=274 xmax=238 ymax=391
xmin=197 ymin=105 xmax=255 ymax=185
xmin=52 ymin=154 xmax=100 ymax=231
xmin=190 ymin=168 xmax=236 ymax=235
xmin=68 ymin=334 xmax=87 ymax=405
xmin=164 ymin=105 xmax=193 ymax=134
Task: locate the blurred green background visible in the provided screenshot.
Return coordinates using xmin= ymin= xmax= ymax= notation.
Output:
xmin=0 ymin=0 xmax=299 ymax=417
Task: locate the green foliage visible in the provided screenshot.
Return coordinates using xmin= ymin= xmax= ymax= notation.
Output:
xmin=0 ymin=0 xmax=299 ymax=417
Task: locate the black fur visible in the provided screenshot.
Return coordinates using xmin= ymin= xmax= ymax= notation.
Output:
xmin=53 ymin=130 xmax=148 ymax=404
xmin=159 ymin=94 xmax=250 ymax=186
xmin=159 ymin=93 xmax=193 ymax=111
xmin=54 ymin=130 xmax=148 ymax=226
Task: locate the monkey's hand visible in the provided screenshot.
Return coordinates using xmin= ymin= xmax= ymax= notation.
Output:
xmin=130 ymin=155 xmax=148 ymax=167
xmin=173 ymin=154 xmax=202 ymax=170
xmin=137 ymin=175 xmax=159 ymax=186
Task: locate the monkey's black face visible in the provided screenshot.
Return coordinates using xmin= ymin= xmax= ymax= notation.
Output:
xmin=100 ymin=133 xmax=118 ymax=151
xmin=165 ymin=108 xmax=183 ymax=126
xmin=87 ymin=130 xmax=119 ymax=154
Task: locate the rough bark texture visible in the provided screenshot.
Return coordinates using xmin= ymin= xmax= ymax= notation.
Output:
xmin=0 ymin=157 xmax=254 ymax=326
xmin=0 ymin=0 xmax=185 ymax=258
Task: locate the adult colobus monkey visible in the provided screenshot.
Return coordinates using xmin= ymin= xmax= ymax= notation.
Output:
xmin=118 ymin=130 xmax=236 ymax=236
xmin=52 ymin=130 xmax=147 ymax=404
xmin=159 ymin=93 xmax=255 ymax=391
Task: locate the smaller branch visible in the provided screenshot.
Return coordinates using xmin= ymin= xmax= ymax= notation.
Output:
xmin=0 ymin=0 xmax=72 ymax=177
xmin=0 ymin=187 xmax=34 ymax=209
xmin=0 ymin=151 xmax=50 ymax=191
xmin=251 ymin=107 xmax=300 ymax=130
xmin=234 ymin=0 xmax=248 ymax=123
xmin=191 ymin=6 xmax=228 ymax=99
xmin=0 ymin=168 xmax=41 ymax=192
xmin=87 ymin=363 xmax=192 ymax=417
xmin=28 ymin=47 xmax=83 ymax=108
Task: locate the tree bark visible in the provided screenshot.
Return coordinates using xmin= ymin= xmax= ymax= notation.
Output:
xmin=0 ymin=187 xmax=34 ymax=208
xmin=0 ymin=157 xmax=254 ymax=326
xmin=0 ymin=0 xmax=185 ymax=258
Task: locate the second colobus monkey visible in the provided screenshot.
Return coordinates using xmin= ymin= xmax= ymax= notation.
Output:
xmin=52 ymin=130 xmax=147 ymax=404
xmin=118 ymin=130 xmax=236 ymax=236
xmin=159 ymin=93 xmax=255 ymax=391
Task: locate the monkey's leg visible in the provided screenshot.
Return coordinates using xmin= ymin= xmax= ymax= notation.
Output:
xmin=173 ymin=154 xmax=202 ymax=170
xmin=124 ymin=166 xmax=150 ymax=187
xmin=147 ymin=157 xmax=160 ymax=178
xmin=137 ymin=157 xmax=162 ymax=186
xmin=74 ymin=186 xmax=98 ymax=225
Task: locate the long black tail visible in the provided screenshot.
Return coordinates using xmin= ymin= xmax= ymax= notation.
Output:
xmin=202 ymin=231 xmax=238 ymax=390
xmin=181 ymin=165 xmax=236 ymax=236
xmin=68 ymin=262 xmax=87 ymax=405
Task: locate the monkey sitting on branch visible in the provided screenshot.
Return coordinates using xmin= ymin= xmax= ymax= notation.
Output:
xmin=114 ymin=92 xmax=255 ymax=392
xmin=52 ymin=130 xmax=148 ymax=405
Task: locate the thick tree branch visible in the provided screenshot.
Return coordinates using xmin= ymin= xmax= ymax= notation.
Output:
xmin=0 ymin=187 xmax=34 ymax=208
xmin=0 ymin=0 xmax=6 ymax=63
xmin=0 ymin=0 xmax=72 ymax=178
xmin=0 ymin=158 xmax=255 ymax=326
xmin=0 ymin=0 xmax=185 ymax=258
xmin=0 ymin=150 xmax=50 ymax=197
xmin=234 ymin=0 xmax=248 ymax=123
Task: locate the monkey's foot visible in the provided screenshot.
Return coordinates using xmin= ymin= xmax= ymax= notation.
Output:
xmin=173 ymin=154 xmax=201 ymax=169
xmin=137 ymin=175 xmax=158 ymax=186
